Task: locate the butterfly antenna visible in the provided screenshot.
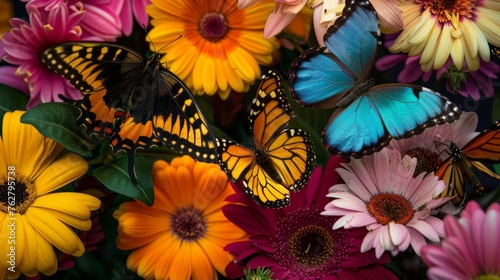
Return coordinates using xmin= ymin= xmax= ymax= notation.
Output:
xmin=157 ymin=35 xmax=182 ymax=54
xmin=142 ymin=24 xmax=158 ymax=54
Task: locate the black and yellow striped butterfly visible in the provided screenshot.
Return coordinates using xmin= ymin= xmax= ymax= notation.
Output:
xmin=42 ymin=42 xmax=218 ymax=183
xmin=217 ymin=70 xmax=316 ymax=208
xmin=436 ymin=119 xmax=500 ymax=206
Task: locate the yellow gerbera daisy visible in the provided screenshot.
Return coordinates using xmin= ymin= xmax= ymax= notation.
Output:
xmin=389 ymin=0 xmax=500 ymax=72
xmin=0 ymin=111 xmax=101 ymax=279
xmin=114 ymin=156 xmax=248 ymax=279
xmin=146 ymin=0 xmax=280 ymax=99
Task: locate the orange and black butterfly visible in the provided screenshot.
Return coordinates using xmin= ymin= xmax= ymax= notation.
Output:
xmin=42 ymin=42 xmax=218 ymax=183
xmin=435 ymin=119 xmax=500 ymax=206
xmin=217 ymin=69 xmax=316 ymax=208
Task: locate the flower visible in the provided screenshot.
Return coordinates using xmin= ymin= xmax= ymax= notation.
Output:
xmin=436 ymin=59 xmax=500 ymax=100
xmin=119 ymin=0 xmax=151 ymax=36
xmin=146 ymin=0 xmax=280 ymax=99
xmin=388 ymin=0 xmax=500 ymax=72
xmin=224 ymin=156 xmax=398 ymax=279
xmin=421 ymin=200 xmax=500 ymax=279
xmin=113 ymin=156 xmax=248 ymax=279
xmin=322 ymin=148 xmax=451 ymax=258
xmin=0 ymin=111 xmax=101 ymax=278
xmin=0 ymin=40 xmax=29 ymax=95
xmin=1 ymin=3 xmax=86 ymax=108
xmin=377 ymin=36 xmax=500 ymax=100
xmin=24 ymin=0 xmax=124 ymax=40
xmin=389 ymin=112 xmax=479 ymax=177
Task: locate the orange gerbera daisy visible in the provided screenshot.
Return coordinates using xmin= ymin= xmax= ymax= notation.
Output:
xmin=146 ymin=0 xmax=280 ymax=99
xmin=114 ymin=156 xmax=248 ymax=279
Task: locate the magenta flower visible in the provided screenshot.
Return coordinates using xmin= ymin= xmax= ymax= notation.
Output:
xmin=1 ymin=3 xmax=86 ymax=108
xmin=323 ymin=148 xmax=451 ymax=259
xmin=24 ymin=0 xmax=124 ymax=40
xmin=421 ymin=201 xmax=500 ymax=279
xmin=223 ymin=156 xmax=397 ymax=279
xmin=0 ymin=40 xmax=29 ymax=95
xmin=119 ymin=0 xmax=151 ymax=36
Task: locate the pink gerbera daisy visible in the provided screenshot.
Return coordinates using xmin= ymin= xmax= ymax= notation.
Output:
xmin=323 ymin=148 xmax=451 ymax=259
xmin=223 ymin=156 xmax=398 ymax=279
xmin=421 ymin=200 xmax=500 ymax=279
xmin=1 ymin=3 xmax=86 ymax=108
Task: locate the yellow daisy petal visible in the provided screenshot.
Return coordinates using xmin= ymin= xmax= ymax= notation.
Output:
xmin=34 ymin=232 xmax=57 ymax=275
xmin=25 ymin=207 xmax=83 ymax=255
xmin=34 ymin=152 xmax=88 ymax=195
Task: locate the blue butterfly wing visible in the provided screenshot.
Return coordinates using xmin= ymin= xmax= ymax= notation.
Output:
xmin=289 ymin=48 xmax=357 ymax=108
xmin=323 ymin=85 xmax=462 ymax=157
xmin=323 ymin=0 xmax=380 ymax=80
xmin=323 ymin=96 xmax=389 ymax=157
xmin=289 ymin=0 xmax=380 ymax=108
xmin=370 ymin=85 xmax=461 ymax=139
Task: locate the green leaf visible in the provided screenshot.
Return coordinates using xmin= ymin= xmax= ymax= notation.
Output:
xmin=93 ymin=155 xmax=154 ymax=206
xmin=20 ymin=102 xmax=94 ymax=156
xmin=0 ymin=84 xmax=28 ymax=133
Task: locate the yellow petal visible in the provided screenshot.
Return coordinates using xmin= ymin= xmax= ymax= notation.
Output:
xmin=34 ymin=152 xmax=88 ymax=195
xmin=25 ymin=207 xmax=83 ymax=255
xmin=34 ymin=232 xmax=58 ymax=275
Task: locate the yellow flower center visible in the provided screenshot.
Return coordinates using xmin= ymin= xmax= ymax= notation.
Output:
xmin=288 ymin=224 xmax=335 ymax=267
xmin=420 ymin=0 xmax=476 ymax=22
xmin=475 ymin=273 xmax=500 ymax=280
xmin=406 ymin=147 xmax=443 ymax=176
xmin=171 ymin=207 xmax=206 ymax=240
xmin=367 ymin=193 xmax=415 ymax=225
xmin=198 ymin=12 xmax=228 ymax=42
xmin=0 ymin=174 xmax=36 ymax=214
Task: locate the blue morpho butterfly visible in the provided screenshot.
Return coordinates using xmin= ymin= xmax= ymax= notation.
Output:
xmin=288 ymin=0 xmax=462 ymax=158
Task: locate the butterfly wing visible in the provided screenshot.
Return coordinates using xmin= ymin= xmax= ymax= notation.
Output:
xmin=216 ymin=138 xmax=290 ymax=208
xmin=42 ymin=42 xmax=144 ymax=137
xmin=436 ymin=120 xmax=500 ymax=205
xmin=288 ymin=0 xmax=379 ymax=108
xmin=323 ymin=85 xmax=462 ymax=157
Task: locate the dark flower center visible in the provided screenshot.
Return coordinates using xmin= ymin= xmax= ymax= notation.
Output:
xmin=273 ymin=208 xmax=348 ymax=277
xmin=199 ymin=12 xmax=228 ymax=42
xmin=419 ymin=0 xmax=476 ymax=22
xmin=288 ymin=225 xmax=334 ymax=267
xmin=171 ymin=207 xmax=206 ymax=240
xmin=406 ymin=147 xmax=442 ymax=176
xmin=0 ymin=175 xmax=36 ymax=214
xmin=367 ymin=193 xmax=415 ymax=225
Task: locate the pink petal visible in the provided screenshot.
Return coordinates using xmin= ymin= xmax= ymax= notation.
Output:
xmin=389 ymin=222 xmax=409 ymax=247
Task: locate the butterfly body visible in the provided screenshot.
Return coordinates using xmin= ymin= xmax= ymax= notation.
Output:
xmin=42 ymin=42 xmax=218 ymax=183
xmin=289 ymin=0 xmax=461 ymax=158
xmin=217 ymin=70 xmax=316 ymax=208
xmin=436 ymin=120 xmax=500 ymax=206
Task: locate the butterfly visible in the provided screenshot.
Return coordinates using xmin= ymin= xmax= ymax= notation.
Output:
xmin=42 ymin=42 xmax=218 ymax=183
xmin=435 ymin=119 xmax=500 ymax=206
xmin=217 ymin=69 xmax=316 ymax=208
xmin=288 ymin=0 xmax=461 ymax=158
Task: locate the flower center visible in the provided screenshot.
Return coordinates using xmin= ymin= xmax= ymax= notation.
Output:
xmin=0 ymin=175 xmax=36 ymax=214
xmin=475 ymin=273 xmax=500 ymax=280
xmin=199 ymin=12 xmax=228 ymax=42
xmin=273 ymin=208 xmax=348 ymax=277
xmin=171 ymin=207 xmax=206 ymax=240
xmin=288 ymin=225 xmax=335 ymax=267
xmin=420 ymin=0 xmax=476 ymax=22
xmin=367 ymin=193 xmax=415 ymax=225
xmin=406 ymin=147 xmax=443 ymax=176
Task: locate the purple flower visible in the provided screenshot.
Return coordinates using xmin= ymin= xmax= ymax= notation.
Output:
xmin=223 ymin=156 xmax=397 ymax=279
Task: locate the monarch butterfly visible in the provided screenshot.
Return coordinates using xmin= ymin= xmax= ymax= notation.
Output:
xmin=217 ymin=69 xmax=316 ymax=208
xmin=42 ymin=42 xmax=218 ymax=183
xmin=435 ymin=119 xmax=500 ymax=206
